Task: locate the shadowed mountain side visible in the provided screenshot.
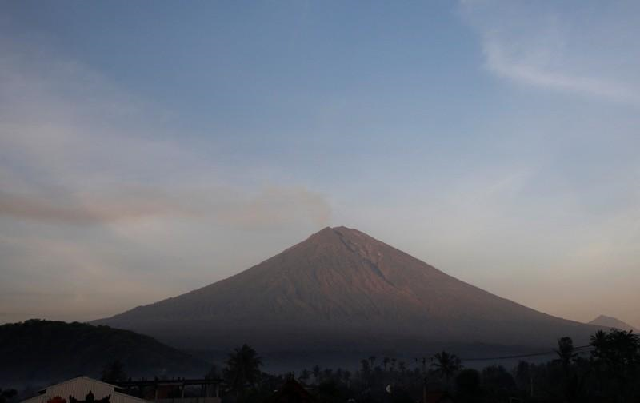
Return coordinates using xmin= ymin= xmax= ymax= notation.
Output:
xmin=97 ymin=227 xmax=602 ymax=351
xmin=0 ymin=320 xmax=210 ymax=384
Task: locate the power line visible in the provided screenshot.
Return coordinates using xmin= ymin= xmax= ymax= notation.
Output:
xmin=459 ymin=344 xmax=593 ymax=362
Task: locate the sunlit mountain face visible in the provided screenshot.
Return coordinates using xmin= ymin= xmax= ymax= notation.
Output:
xmin=98 ymin=227 xmax=601 ymax=356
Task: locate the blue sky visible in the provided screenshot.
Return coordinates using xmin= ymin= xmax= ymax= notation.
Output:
xmin=1 ymin=1 xmax=639 ymax=327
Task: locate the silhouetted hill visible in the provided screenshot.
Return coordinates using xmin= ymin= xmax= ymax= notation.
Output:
xmin=589 ymin=315 xmax=637 ymax=332
xmin=0 ymin=320 xmax=209 ymax=384
xmin=98 ymin=227 xmax=601 ymax=356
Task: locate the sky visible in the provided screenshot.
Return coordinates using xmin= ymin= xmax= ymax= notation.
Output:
xmin=1 ymin=0 xmax=639 ymax=329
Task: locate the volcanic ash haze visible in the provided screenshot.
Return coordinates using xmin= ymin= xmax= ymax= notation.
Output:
xmin=99 ymin=226 xmax=599 ymax=352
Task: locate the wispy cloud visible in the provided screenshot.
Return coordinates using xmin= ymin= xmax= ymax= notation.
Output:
xmin=482 ymin=36 xmax=640 ymax=105
xmin=460 ymin=0 xmax=640 ymax=106
xmin=0 ymin=189 xmax=199 ymax=224
xmin=0 ymin=39 xmax=331 ymax=230
xmin=0 ymin=185 xmax=331 ymax=229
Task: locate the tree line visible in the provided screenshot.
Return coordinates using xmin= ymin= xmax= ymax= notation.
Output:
xmin=13 ymin=327 xmax=639 ymax=403
xmin=204 ymin=328 xmax=640 ymax=403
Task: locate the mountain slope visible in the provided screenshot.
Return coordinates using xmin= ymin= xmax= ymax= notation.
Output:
xmin=98 ymin=226 xmax=600 ymax=351
xmin=589 ymin=315 xmax=637 ymax=332
xmin=0 ymin=320 xmax=209 ymax=383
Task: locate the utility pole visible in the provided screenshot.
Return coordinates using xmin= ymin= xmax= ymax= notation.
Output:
xmin=422 ymin=376 xmax=427 ymax=403
xmin=530 ymin=373 xmax=534 ymax=398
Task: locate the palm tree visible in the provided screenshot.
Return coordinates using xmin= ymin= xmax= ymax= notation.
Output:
xmin=398 ymin=360 xmax=407 ymax=375
xmin=299 ymin=368 xmax=311 ymax=383
xmin=369 ymin=356 xmax=376 ymax=369
xmin=360 ymin=360 xmax=371 ymax=377
xmin=101 ymin=360 xmax=127 ymax=383
xmin=415 ymin=356 xmax=428 ymax=374
xmin=590 ymin=328 xmax=640 ymax=400
xmin=555 ymin=337 xmax=577 ymax=373
xmin=335 ymin=368 xmax=343 ymax=382
xmin=344 ymin=370 xmax=352 ymax=384
xmin=205 ymin=363 xmax=221 ymax=380
xmin=431 ymin=351 xmax=462 ymax=385
xmin=555 ymin=337 xmax=585 ymax=403
xmin=313 ymin=365 xmax=321 ymax=382
xmin=224 ymin=344 xmax=262 ymax=400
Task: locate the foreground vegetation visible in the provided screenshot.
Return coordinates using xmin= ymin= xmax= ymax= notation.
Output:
xmin=3 ymin=327 xmax=639 ymax=403
xmin=205 ymin=329 xmax=640 ymax=403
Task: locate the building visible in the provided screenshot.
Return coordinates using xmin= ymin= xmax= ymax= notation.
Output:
xmin=114 ymin=379 xmax=222 ymax=403
xmin=21 ymin=377 xmax=222 ymax=403
xmin=21 ymin=377 xmax=146 ymax=403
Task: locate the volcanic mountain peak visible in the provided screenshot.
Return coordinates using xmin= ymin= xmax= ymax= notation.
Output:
xmin=289 ymin=226 xmax=445 ymax=280
xmin=290 ymin=226 xmax=390 ymax=263
xmin=250 ymin=225 xmax=457 ymax=309
xmin=99 ymin=226 xmax=599 ymax=350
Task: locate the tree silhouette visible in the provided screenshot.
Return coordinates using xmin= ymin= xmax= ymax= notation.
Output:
xmin=555 ymin=336 xmax=577 ymax=372
xmin=455 ymin=368 xmax=480 ymax=397
xmin=359 ymin=359 xmax=371 ymax=384
xmin=343 ymin=370 xmax=351 ymax=384
xmin=101 ymin=360 xmax=127 ymax=383
xmin=205 ymin=363 xmax=220 ymax=379
xmin=298 ymin=368 xmax=311 ymax=383
xmin=481 ymin=365 xmax=516 ymax=398
xmin=591 ymin=329 xmax=640 ymax=372
xmin=430 ymin=351 xmax=462 ymax=385
xmin=398 ymin=360 xmax=406 ymax=375
xmin=224 ymin=344 xmax=262 ymax=400
xmin=590 ymin=328 xmax=640 ymax=401
xmin=554 ymin=337 xmax=583 ymax=402
xmin=415 ymin=357 xmax=428 ymax=375
xmin=0 ymin=388 xmax=17 ymax=403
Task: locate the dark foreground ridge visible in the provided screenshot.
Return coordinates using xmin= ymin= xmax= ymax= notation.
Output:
xmin=97 ymin=226 xmax=601 ymax=354
xmin=0 ymin=320 xmax=209 ymax=383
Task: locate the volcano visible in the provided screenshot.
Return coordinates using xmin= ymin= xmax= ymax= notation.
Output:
xmin=98 ymin=227 xmax=599 ymax=355
xmin=589 ymin=315 xmax=637 ymax=332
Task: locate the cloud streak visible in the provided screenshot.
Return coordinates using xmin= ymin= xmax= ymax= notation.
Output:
xmin=482 ymin=36 xmax=640 ymax=106
xmin=0 ymin=38 xmax=332 ymax=230
xmin=460 ymin=0 xmax=640 ymax=106
xmin=0 ymin=189 xmax=199 ymax=224
xmin=0 ymin=185 xmax=331 ymax=229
